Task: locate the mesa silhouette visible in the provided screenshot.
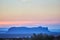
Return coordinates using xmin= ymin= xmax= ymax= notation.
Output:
xmin=7 ymin=26 xmax=49 ymax=34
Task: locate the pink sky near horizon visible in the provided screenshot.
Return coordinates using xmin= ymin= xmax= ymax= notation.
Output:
xmin=0 ymin=20 xmax=60 ymax=25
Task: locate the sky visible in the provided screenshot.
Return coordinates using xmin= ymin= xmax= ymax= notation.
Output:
xmin=0 ymin=0 xmax=60 ymax=29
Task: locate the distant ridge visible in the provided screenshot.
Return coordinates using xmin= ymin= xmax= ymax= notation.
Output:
xmin=7 ymin=26 xmax=50 ymax=34
xmin=0 ymin=26 xmax=60 ymax=38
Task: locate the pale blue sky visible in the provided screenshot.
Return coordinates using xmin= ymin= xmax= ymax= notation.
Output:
xmin=0 ymin=0 xmax=60 ymax=29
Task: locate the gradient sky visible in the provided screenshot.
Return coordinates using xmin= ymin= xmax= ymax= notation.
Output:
xmin=0 ymin=0 xmax=60 ymax=29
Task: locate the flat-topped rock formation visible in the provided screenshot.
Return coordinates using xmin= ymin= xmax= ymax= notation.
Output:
xmin=7 ymin=26 xmax=50 ymax=34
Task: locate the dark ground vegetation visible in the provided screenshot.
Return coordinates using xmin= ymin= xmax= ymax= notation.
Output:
xmin=0 ymin=34 xmax=60 ymax=40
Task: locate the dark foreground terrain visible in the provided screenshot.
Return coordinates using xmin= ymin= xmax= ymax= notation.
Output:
xmin=0 ymin=34 xmax=60 ymax=40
